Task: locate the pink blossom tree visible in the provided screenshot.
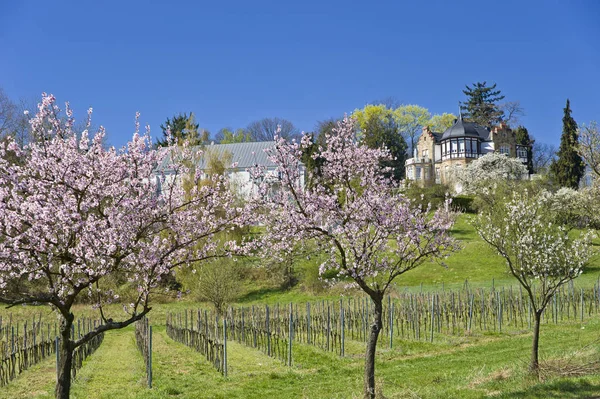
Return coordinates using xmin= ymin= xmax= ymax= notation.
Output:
xmin=252 ymin=117 xmax=459 ymax=399
xmin=0 ymin=94 xmax=248 ymax=398
xmin=474 ymin=191 xmax=594 ymax=374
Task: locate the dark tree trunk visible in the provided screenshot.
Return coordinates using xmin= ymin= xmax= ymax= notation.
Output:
xmin=364 ymin=296 xmax=383 ymax=399
xmin=56 ymin=315 xmax=74 ymax=399
xmin=530 ymin=310 xmax=542 ymax=376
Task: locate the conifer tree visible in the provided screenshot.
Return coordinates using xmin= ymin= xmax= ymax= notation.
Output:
xmin=550 ymin=99 xmax=585 ymax=189
xmin=514 ymin=126 xmax=534 ymax=174
xmin=460 ymin=81 xmax=505 ymax=128
xmin=156 ymin=112 xmax=204 ymax=147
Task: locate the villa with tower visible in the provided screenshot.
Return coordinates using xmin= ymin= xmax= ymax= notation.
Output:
xmin=405 ymin=115 xmax=529 ymax=186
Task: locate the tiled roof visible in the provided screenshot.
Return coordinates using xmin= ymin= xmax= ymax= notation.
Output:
xmin=440 ymin=116 xmax=491 ymax=141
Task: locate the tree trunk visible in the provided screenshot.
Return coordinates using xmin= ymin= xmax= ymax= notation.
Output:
xmin=364 ymin=296 xmax=383 ymax=399
xmin=55 ymin=315 xmax=74 ymax=399
xmin=530 ymin=310 xmax=542 ymax=376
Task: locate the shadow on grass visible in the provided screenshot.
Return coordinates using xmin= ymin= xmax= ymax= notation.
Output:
xmin=502 ymin=378 xmax=600 ymax=398
xmin=583 ymin=263 xmax=600 ymax=276
xmin=237 ymin=287 xmax=285 ymax=303
xmin=449 ymin=228 xmax=475 ymax=240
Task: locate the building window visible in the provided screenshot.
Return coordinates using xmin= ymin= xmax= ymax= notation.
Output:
xmin=517 ymin=147 xmax=528 ymax=158
xmin=499 ymin=145 xmax=510 ymax=156
xmin=424 ymin=168 xmax=430 ymax=180
xmin=422 ymin=149 xmax=429 ymax=159
xmin=470 ymin=139 xmax=478 ymax=155
xmin=416 ymin=166 xmax=421 ymax=180
xmin=458 ymin=138 xmax=465 ymax=154
xmin=435 ymin=168 xmax=440 ymax=183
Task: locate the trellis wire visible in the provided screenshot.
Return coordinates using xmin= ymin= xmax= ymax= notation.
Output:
xmin=134 ymin=317 xmax=152 ymax=387
xmin=166 ymin=311 xmax=225 ymax=375
xmin=0 ymin=316 xmax=103 ymax=387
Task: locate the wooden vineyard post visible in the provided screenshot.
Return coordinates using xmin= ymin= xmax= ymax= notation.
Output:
xmin=241 ymin=308 xmax=245 ymax=344
xmin=307 ymin=303 xmax=311 ymax=345
xmin=252 ymin=306 xmax=257 ymax=348
xmin=340 ymin=299 xmax=345 ymax=357
xmin=326 ymin=303 xmax=331 ymax=352
xmin=148 ymin=325 xmax=153 ymax=388
xmin=581 ymin=288 xmax=584 ymax=322
xmin=388 ymin=296 xmax=393 ymax=349
xmin=223 ymin=318 xmax=228 ymax=377
xmin=55 ymin=336 xmax=59 ymax=383
xmin=266 ymin=305 xmax=271 ymax=357
xmin=288 ymin=303 xmax=293 ymax=367
xmin=430 ymin=294 xmax=435 ymax=343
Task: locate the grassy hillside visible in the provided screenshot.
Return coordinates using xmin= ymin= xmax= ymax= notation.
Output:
xmin=232 ymin=214 xmax=600 ymax=304
xmin=1 ymin=214 xmax=600 ymax=398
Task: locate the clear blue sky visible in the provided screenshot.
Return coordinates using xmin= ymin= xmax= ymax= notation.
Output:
xmin=1 ymin=0 xmax=598 ymax=148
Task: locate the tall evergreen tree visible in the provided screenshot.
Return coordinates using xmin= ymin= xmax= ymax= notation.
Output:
xmin=514 ymin=126 xmax=534 ymax=174
xmin=156 ymin=112 xmax=204 ymax=147
xmin=550 ymin=99 xmax=585 ymax=189
xmin=460 ymin=82 xmax=505 ymax=128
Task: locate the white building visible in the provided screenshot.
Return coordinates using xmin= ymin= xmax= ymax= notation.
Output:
xmin=156 ymin=141 xmax=304 ymax=199
xmin=405 ymin=116 xmax=529 ymax=186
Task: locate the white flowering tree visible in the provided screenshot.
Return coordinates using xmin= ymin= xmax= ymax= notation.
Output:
xmin=474 ymin=191 xmax=594 ymax=374
xmin=0 ymin=94 xmax=248 ymax=398
xmin=252 ymin=117 xmax=459 ymax=398
xmin=453 ymin=152 xmax=528 ymax=194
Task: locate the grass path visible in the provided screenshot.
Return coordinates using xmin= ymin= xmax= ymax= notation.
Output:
xmin=0 ymin=354 xmax=56 ymax=399
xmin=69 ymin=328 xmax=146 ymax=399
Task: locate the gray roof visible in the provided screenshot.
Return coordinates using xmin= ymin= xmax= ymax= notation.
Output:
xmin=440 ymin=116 xmax=490 ymax=141
xmin=431 ymin=132 xmax=443 ymax=141
xmin=195 ymin=141 xmax=276 ymax=169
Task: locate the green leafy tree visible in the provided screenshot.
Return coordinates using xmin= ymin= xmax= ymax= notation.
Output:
xmin=460 ymin=81 xmax=505 ymax=128
xmin=428 ymin=113 xmax=457 ymax=132
xmin=215 ymin=127 xmax=251 ymax=144
xmin=301 ymin=120 xmax=335 ymax=188
xmin=394 ymin=104 xmax=431 ymax=155
xmin=156 ymin=112 xmax=206 ymax=147
xmin=352 ymin=104 xmax=408 ymax=181
xmin=550 ymin=99 xmax=585 ymax=189
xmin=514 ymin=126 xmax=534 ymax=174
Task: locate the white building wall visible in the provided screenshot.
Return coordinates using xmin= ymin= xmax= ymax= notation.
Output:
xmin=481 ymin=142 xmax=494 ymax=154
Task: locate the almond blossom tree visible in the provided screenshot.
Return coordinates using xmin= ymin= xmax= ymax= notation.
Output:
xmin=251 ymin=117 xmax=459 ymax=399
xmin=0 ymin=94 xmax=248 ymax=399
xmin=474 ymin=191 xmax=594 ymax=374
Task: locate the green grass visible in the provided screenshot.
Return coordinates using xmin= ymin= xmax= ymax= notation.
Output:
xmin=230 ymin=214 xmax=600 ymax=302
xmin=3 ymin=317 xmax=600 ymax=398
xmin=2 ymin=214 xmax=600 ymax=398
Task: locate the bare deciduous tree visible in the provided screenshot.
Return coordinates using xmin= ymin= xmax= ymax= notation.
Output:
xmin=532 ymin=140 xmax=557 ymax=174
xmin=246 ymin=117 xmax=299 ymax=141
xmin=577 ymin=121 xmax=600 ymax=178
xmin=500 ymin=101 xmax=525 ymax=127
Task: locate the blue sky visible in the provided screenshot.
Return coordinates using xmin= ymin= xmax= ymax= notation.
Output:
xmin=1 ymin=0 xmax=598 ymax=148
